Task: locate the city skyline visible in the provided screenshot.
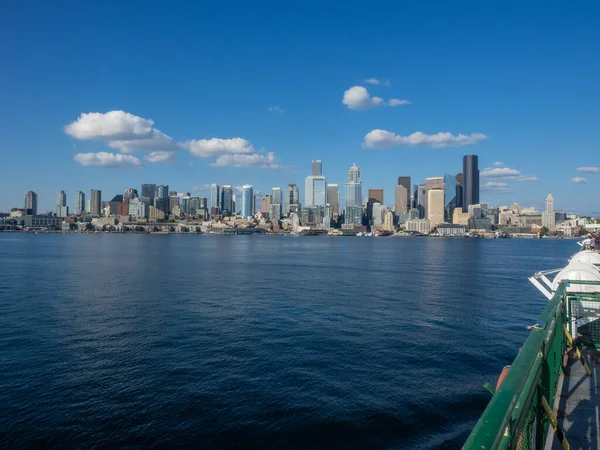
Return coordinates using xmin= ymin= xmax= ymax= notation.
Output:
xmin=1 ymin=3 xmax=599 ymax=214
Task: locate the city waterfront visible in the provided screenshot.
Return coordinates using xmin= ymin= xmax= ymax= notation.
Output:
xmin=0 ymin=234 xmax=576 ymax=448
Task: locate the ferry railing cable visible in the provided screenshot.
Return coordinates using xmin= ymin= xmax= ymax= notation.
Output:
xmin=462 ymin=282 xmax=569 ymax=450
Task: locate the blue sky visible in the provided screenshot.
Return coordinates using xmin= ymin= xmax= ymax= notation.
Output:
xmin=1 ymin=1 xmax=599 ymax=214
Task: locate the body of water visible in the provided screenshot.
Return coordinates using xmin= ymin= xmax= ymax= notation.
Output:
xmin=0 ymin=235 xmax=576 ymax=448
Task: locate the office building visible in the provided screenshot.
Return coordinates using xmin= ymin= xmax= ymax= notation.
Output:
xmin=305 ymin=176 xmax=327 ymax=207
xmin=129 ymin=198 xmax=149 ymax=219
xmin=269 ymin=203 xmax=282 ymax=221
xmin=395 ymin=184 xmax=409 ymax=215
xmin=210 ymin=184 xmax=220 ymax=210
xmin=241 ymin=185 xmax=254 ymax=218
xmin=443 ymin=174 xmax=457 ymax=223
xmin=367 ymin=188 xmax=383 ymax=223
xmin=427 ymin=188 xmax=445 ymax=226
xmin=123 ymin=188 xmax=137 ymax=203
xmin=286 ymin=184 xmax=300 ymax=213
xmin=141 ymin=184 xmax=157 ymax=199
xmin=312 ymin=160 xmax=322 ymax=176
xmin=397 ymin=176 xmax=411 ymax=213
xmin=109 ymin=195 xmax=124 ymax=216
xmin=416 ymin=184 xmax=426 ymax=219
xmin=24 ymin=191 xmax=38 ymax=216
xmin=383 ymin=210 xmax=395 ymax=232
xmin=542 ymin=194 xmax=556 ymax=229
xmin=75 ymin=191 xmax=85 ymax=215
xmin=156 ymin=185 xmax=169 ymax=200
xmin=221 ymin=185 xmax=233 ymax=216
xmin=345 ymin=163 xmax=362 ymax=208
xmin=462 ymin=155 xmax=479 ymax=212
xmin=455 ymin=173 xmax=464 ymax=211
xmin=327 ymin=184 xmax=339 ymax=216
xmin=272 ymin=187 xmax=283 ymax=213
xmin=372 ymin=203 xmax=385 ymax=226
xmin=90 ymin=189 xmax=102 ymax=216
xmin=344 ymin=205 xmax=363 ymax=226
xmin=55 ymin=191 xmax=67 ymax=217
xmin=405 ymin=218 xmax=432 ymax=234
xmin=262 ymin=194 xmax=272 ymax=214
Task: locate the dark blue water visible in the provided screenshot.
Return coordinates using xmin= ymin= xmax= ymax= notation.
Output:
xmin=0 ymin=235 xmax=575 ymax=448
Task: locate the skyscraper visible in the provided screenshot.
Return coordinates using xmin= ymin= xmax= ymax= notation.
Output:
xmin=75 ymin=191 xmax=85 ymax=215
xmin=312 ymin=160 xmax=322 ymax=176
xmin=304 ymin=176 xmax=327 ymax=207
xmin=90 ymin=190 xmax=102 ymax=216
xmin=124 ymin=188 xmax=138 ymax=203
xmin=455 ymin=173 xmax=464 ymax=211
xmin=424 ymin=177 xmax=444 ymax=219
xmin=241 ymin=185 xmax=254 ymax=218
xmin=397 ymin=177 xmax=411 ymax=213
xmin=345 ymin=164 xmax=362 ymax=207
xmin=210 ymin=184 xmax=220 ymax=210
xmin=141 ymin=184 xmax=157 ymax=199
xmin=56 ymin=190 xmax=68 ymax=217
xmin=417 ymin=184 xmax=426 ymax=218
xmin=24 ymin=191 xmax=38 ymax=215
xmin=367 ymin=188 xmax=384 ymax=223
xmin=156 ymin=185 xmax=169 ymax=200
xmin=443 ymin=174 xmax=457 ymax=223
xmin=327 ymin=184 xmax=339 ymax=216
xmin=286 ymin=184 xmax=300 ymax=212
xmin=427 ymin=189 xmax=445 ymax=226
xmin=395 ymin=184 xmax=408 ymax=215
xmin=221 ymin=185 xmax=233 ymax=216
xmin=261 ymin=194 xmax=271 ymax=214
xmin=462 ymin=155 xmax=479 ymax=212
xmin=542 ymin=194 xmax=555 ymax=229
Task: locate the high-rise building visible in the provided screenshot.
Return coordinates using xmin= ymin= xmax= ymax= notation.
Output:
xmin=455 ymin=173 xmax=464 ymax=211
xmin=210 ymin=184 xmax=220 ymax=210
xmin=55 ymin=190 xmax=68 ymax=217
xmin=109 ymin=195 xmax=124 ymax=216
xmin=542 ymin=194 xmax=556 ymax=229
xmin=286 ymin=184 xmax=300 ymax=213
xmin=24 ymin=191 xmax=38 ymax=215
xmin=169 ymin=195 xmax=180 ymax=214
xmin=345 ymin=164 xmax=362 ymax=208
xmin=272 ymin=187 xmax=282 ymax=207
xmin=156 ymin=185 xmax=169 ymax=200
xmin=395 ymin=184 xmax=409 ymax=215
xmin=372 ymin=203 xmax=385 ymax=226
xmin=129 ymin=198 xmax=149 ymax=218
xmin=427 ymin=189 xmax=445 ymax=226
xmin=261 ymin=194 xmax=271 ymax=214
xmin=462 ymin=155 xmax=479 ymax=212
xmin=344 ymin=206 xmax=363 ymax=226
xmin=304 ymin=176 xmax=327 ymax=207
xmin=269 ymin=203 xmax=282 ymax=221
xmin=241 ymin=185 xmax=254 ymax=218
xmin=141 ymin=184 xmax=157 ymax=199
xmin=416 ymin=184 xmax=426 ymax=218
xmin=221 ymin=185 xmax=233 ymax=216
xmin=424 ymin=177 xmax=444 ymax=219
xmin=397 ymin=177 xmax=411 ymax=213
xmin=123 ymin=188 xmax=138 ymax=203
xmin=367 ymin=188 xmax=384 ymax=223
xmin=443 ymin=174 xmax=457 ymax=223
xmin=90 ymin=190 xmax=102 ymax=216
xmin=327 ymin=184 xmax=339 ymax=216
xmin=75 ymin=191 xmax=85 ymax=215
xmin=312 ymin=160 xmax=323 ymax=176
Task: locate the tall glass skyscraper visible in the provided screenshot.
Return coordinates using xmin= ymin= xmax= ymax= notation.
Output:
xmin=141 ymin=184 xmax=157 ymax=199
xmin=312 ymin=160 xmax=322 ymax=176
xmin=90 ymin=189 xmax=102 ymax=216
xmin=75 ymin=191 xmax=85 ymax=214
xmin=462 ymin=155 xmax=479 ymax=212
xmin=345 ymin=163 xmax=362 ymax=207
xmin=210 ymin=184 xmax=220 ymax=210
xmin=156 ymin=185 xmax=169 ymax=199
xmin=304 ymin=176 xmax=327 ymax=207
xmin=455 ymin=173 xmax=464 ymax=211
xmin=221 ymin=185 xmax=233 ymax=216
xmin=241 ymin=185 xmax=254 ymax=218
xmin=443 ymin=174 xmax=457 ymax=223
xmin=24 ymin=191 xmax=38 ymax=215
xmin=123 ymin=188 xmax=138 ymax=203
xmin=286 ymin=184 xmax=299 ymax=212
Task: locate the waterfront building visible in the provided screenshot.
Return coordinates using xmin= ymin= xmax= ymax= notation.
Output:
xmin=123 ymin=188 xmax=138 ymax=203
xmin=210 ymin=184 xmax=220 ymax=210
xmin=19 ymin=215 xmax=62 ymax=229
xmin=327 ymin=184 xmax=339 ymax=216
xmin=241 ymin=185 xmax=253 ymax=218
xmin=427 ymin=189 xmax=445 ymax=226
xmin=462 ymin=155 xmax=479 ymax=212
xmin=24 ymin=190 xmax=38 ymax=216
xmin=344 ymin=205 xmax=363 ymax=226
xmin=405 ymin=218 xmax=432 ymax=234
xmin=312 ymin=160 xmax=322 ymax=176
xmin=444 ymin=174 xmax=457 ymax=223
xmin=305 ymin=176 xmax=327 ymax=207
xmin=436 ymin=224 xmax=466 ymax=236
xmin=141 ymin=184 xmax=157 ymax=199
xmin=345 ymin=163 xmax=362 ymax=208
xmin=75 ymin=191 xmax=85 ymax=214
xmin=453 ymin=209 xmax=471 ymax=226
xmin=221 ymin=185 xmax=233 ymax=216
xmin=542 ymin=194 xmax=556 ymax=229
xmin=90 ymin=189 xmax=102 ymax=216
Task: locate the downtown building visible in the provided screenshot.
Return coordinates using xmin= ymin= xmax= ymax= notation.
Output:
xmin=462 ymin=155 xmax=479 ymax=212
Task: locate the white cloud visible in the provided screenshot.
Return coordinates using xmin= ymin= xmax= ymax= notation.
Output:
xmin=343 ymin=86 xmax=384 ymax=110
xmin=571 ymin=177 xmax=588 ymax=183
xmin=576 ymin=167 xmax=599 ymax=173
xmin=363 ymin=129 xmax=488 ymax=148
xmin=108 ymin=130 xmax=178 ymax=153
xmin=144 ymin=151 xmax=175 ymax=163
xmin=191 ymin=184 xmax=212 ymax=191
xmin=268 ymin=106 xmax=285 ymax=114
xmin=481 ymin=181 xmax=513 ymax=193
xmin=492 ymin=161 xmax=504 ymax=167
xmin=64 ymin=111 xmax=155 ymax=140
xmin=364 ymin=78 xmax=391 ymax=86
xmin=73 ymin=152 xmax=143 ymax=168
xmin=210 ymin=152 xmax=279 ymax=168
xmin=480 ymin=166 xmax=537 ymax=182
xmin=185 ymin=138 xmax=255 ymax=158
xmin=388 ymin=98 xmax=410 ymax=106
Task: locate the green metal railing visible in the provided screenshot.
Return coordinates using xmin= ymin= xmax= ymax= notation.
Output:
xmin=463 ymin=281 xmax=581 ymax=450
